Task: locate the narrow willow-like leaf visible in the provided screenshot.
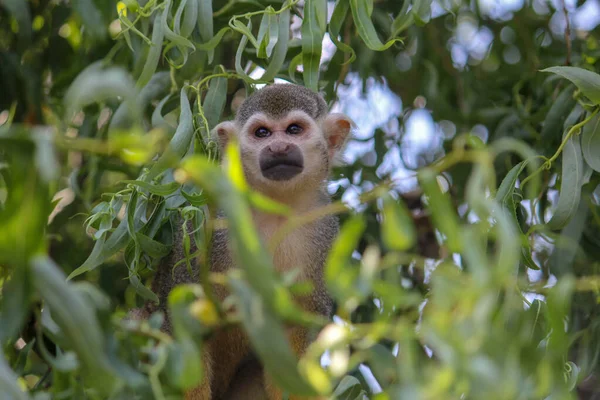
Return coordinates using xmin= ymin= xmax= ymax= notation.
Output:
xmin=412 ymin=0 xmax=434 ymax=25
xmin=332 ymin=375 xmax=366 ymax=399
xmin=549 ymin=193 xmax=589 ymax=276
xmin=175 ymin=0 xmax=198 ymax=38
xmin=195 ymin=27 xmax=231 ymax=51
xmin=301 ymin=0 xmax=325 ymax=91
xmin=381 ymin=194 xmax=416 ymax=251
xmin=325 ymin=215 xmax=365 ymax=300
xmin=162 ymin=0 xmax=195 ymax=50
xmin=1 ymin=0 xmax=32 ymax=45
xmin=0 ymin=353 xmax=28 ymax=400
xmin=136 ymin=232 xmax=172 ymax=258
xmin=418 ymin=169 xmax=462 ymax=252
xmin=581 ymin=112 xmax=600 ymax=172
xmin=110 ymin=71 xmax=171 ymax=130
xmin=164 ymin=338 xmax=203 ymax=389
xmin=495 ymin=161 xmax=538 ymax=269
xmin=543 ymin=66 xmax=600 ymax=104
xmin=147 ymin=87 xmax=194 ymax=180
xmin=391 ymin=0 xmax=413 ymax=36
xmin=197 ymin=0 xmax=215 ymax=62
xmin=248 ymin=191 xmax=291 ymax=216
xmin=203 ymin=73 xmax=228 ymax=129
xmin=349 ymin=0 xmax=402 ymax=51
xmin=130 ymin=274 xmax=159 ymax=303
xmin=229 ymin=277 xmax=322 ymax=395
xmin=288 ymin=53 xmax=303 ymax=82
xmin=121 ymin=180 xmax=181 ymax=196
xmin=68 ymin=198 xmax=147 ymax=280
xmin=32 ymin=256 xmax=118 ymax=394
xmin=547 ymin=113 xmax=586 ymax=230
xmin=541 ymin=85 xmax=575 ymax=143
xmin=152 ymin=93 xmax=177 ymax=134
xmin=72 ymin=0 xmax=106 ymax=40
xmin=328 ymin=0 xmax=356 ymax=64
xmin=136 ymin=9 xmax=165 ymax=88
xmin=64 ymin=63 xmax=135 ymax=119
xmin=232 ymin=19 xmax=260 ymax=49
xmin=260 ymin=1 xmax=291 ymax=81
xmin=234 ymin=21 xmax=255 ymax=82
xmin=256 ymin=8 xmax=278 ymax=59
xmin=0 ymin=267 xmax=30 ymax=343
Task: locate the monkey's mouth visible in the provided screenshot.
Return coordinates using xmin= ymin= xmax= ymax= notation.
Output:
xmin=260 ymin=159 xmax=304 ymax=181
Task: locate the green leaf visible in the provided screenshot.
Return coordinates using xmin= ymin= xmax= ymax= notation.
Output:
xmin=302 ymin=0 xmax=325 ymax=91
xmin=543 ymin=66 xmax=600 ymax=104
xmin=581 ymin=112 xmax=600 ymax=172
xmin=391 ymin=0 xmax=413 ymax=36
xmin=203 ymin=73 xmax=228 ymax=130
xmin=547 ymin=107 xmax=586 ymax=230
xmin=256 ymin=8 xmax=278 ymax=59
xmin=129 ymin=274 xmax=159 ymax=303
xmin=380 ymin=194 xmax=416 ymax=251
xmin=147 ymin=86 xmax=194 ymax=180
xmin=72 ymin=0 xmax=106 ymax=40
xmin=349 ymin=0 xmax=402 ymax=51
xmin=232 ymin=19 xmax=260 ymax=49
xmin=1 ymin=0 xmax=32 ymax=46
xmin=136 ymin=9 xmax=165 ymax=88
xmin=540 ymin=85 xmax=576 ymax=143
xmin=110 ymin=71 xmax=171 ymax=131
xmin=418 ymin=168 xmax=462 ymax=252
xmin=136 ymin=232 xmax=172 ymax=258
xmin=332 ymin=375 xmax=366 ymax=399
xmin=260 ymin=1 xmax=291 ymax=81
xmin=229 ymin=277 xmax=321 ymax=395
xmin=328 ymin=0 xmax=356 ymax=64
xmin=495 ymin=161 xmax=538 ymax=269
xmin=64 ymin=63 xmax=135 ymax=120
xmin=0 ymin=352 xmax=28 ymax=400
xmin=68 ymin=195 xmax=148 ymax=280
xmin=549 ymin=191 xmax=589 ymax=277
xmin=195 ymin=27 xmax=231 ymax=51
xmin=175 ymin=0 xmax=198 ymax=38
xmin=412 ymin=0 xmax=433 ymax=25
xmin=0 ymin=267 xmax=31 ymax=343
xmin=121 ymin=180 xmax=181 ymax=196
xmin=326 ymin=215 xmax=365 ymax=301
xmin=32 ymin=256 xmax=118 ymax=394
xmin=197 ymin=0 xmax=215 ymax=62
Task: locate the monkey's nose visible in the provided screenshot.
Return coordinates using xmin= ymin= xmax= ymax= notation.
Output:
xmin=267 ymin=142 xmax=290 ymax=155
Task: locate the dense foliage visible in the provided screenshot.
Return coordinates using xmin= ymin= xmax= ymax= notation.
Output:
xmin=2 ymin=0 xmax=600 ymax=398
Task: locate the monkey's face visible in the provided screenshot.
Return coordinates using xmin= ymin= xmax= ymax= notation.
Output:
xmin=240 ymin=111 xmax=328 ymax=191
xmin=214 ymin=110 xmax=353 ymax=199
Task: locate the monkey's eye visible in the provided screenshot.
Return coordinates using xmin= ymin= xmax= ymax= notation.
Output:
xmin=286 ymin=124 xmax=303 ymax=135
xmin=254 ymin=127 xmax=271 ymax=138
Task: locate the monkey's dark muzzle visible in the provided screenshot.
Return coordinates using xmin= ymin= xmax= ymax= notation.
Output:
xmin=259 ymin=146 xmax=304 ymax=181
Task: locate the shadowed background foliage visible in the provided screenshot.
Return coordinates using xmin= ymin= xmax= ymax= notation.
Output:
xmin=2 ymin=0 xmax=600 ymax=398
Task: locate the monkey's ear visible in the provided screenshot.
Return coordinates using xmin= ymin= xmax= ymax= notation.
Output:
xmin=212 ymin=121 xmax=237 ymax=150
xmin=323 ymin=113 xmax=354 ymax=154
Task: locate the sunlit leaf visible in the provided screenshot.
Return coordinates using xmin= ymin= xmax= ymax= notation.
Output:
xmin=543 ymin=66 xmax=600 ymax=104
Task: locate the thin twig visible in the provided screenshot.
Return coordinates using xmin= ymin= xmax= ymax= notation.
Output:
xmin=563 ymin=0 xmax=572 ymax=65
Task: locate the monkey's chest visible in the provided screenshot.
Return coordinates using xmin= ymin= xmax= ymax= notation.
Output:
xmin=259 ymin=225 xmax=314 ymax=276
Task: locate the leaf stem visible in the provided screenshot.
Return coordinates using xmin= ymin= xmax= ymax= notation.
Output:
xmin=521 ymin=107 xmax=599 ymax=188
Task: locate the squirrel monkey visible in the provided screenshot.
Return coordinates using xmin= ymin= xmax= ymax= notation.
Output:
xmin=144 ymin=84 xmax=354 ymax=399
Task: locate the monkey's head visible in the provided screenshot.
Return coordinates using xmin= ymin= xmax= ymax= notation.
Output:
xmin=213 ymin=84 xmax=353 ymax=199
